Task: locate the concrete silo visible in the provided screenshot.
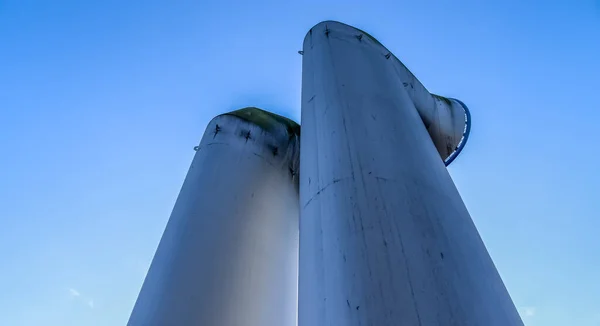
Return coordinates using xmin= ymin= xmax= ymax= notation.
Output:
xmin=298 ymin=21 xmax=522 ymax=326
xmin=128 ymin=108 xmax=300 ymax=326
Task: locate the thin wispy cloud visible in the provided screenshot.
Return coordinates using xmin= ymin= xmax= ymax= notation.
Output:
xmin=520 ymin=306 xmax=536 ymax=317
xmin=68 ymin=288 xmax=95 ymax=309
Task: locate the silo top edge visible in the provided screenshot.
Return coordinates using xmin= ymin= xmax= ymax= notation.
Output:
xmin=220 ymin=107 xmax=300 ymax=138
xmin=304 ymin=21 xmax=385 ymax=50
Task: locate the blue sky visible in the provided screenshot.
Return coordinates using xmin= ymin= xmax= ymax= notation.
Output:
xmin=1 ymin=0 xmax=599 ymax=325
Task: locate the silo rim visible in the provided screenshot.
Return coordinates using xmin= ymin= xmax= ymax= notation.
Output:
xmin=444 ymin=99 xmax=471 ymax=166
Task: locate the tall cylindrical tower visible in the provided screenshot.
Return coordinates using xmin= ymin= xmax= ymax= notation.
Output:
xmin=298 ymin=21 xmax=522 ymax=326
xmin=128 ymin=108 xmax=300 ymax=326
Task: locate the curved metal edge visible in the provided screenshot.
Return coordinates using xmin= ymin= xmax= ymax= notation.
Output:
xmin=219 ymin=107 xmax=301 ymax=139
xmin=303 ymin=20 xmax=384 ymax=48
xmin=303 ymin=21 xmax=471 ymax=166
xmin=444 ymin=98 xmax=471 ymax=166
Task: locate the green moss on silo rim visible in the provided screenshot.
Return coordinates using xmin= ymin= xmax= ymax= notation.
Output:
xmin=221 ymin=107 xmax=300 ymax=138
xmin=432 ymin=94 xmax=452 ymax=105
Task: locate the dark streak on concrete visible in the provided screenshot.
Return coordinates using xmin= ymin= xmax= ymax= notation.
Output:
xmin=379 ymin=180 xmax=424 ymax=326
xmin=269 ymin=145 xmax=278 ymax=156
xmin=205 ymin=142 xmax=229 ymax=147
xmin=213 ymin=124 xmax=221 ymax=139
xmin=302 ymin=178 xmax=346 ymax=208
xmin=432 ymin=94 xmax=452 ymax=105
xmin=253 ymin=153 xmax=275 ymax=167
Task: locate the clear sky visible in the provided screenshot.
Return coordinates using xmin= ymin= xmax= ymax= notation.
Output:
xmin=1 ymin=0 xmax=599 ymax=325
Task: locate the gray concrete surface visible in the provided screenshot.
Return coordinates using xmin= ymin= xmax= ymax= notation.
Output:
xmin=298 ymin=21 xmax=523 ymax=326
xmin=128 ymin=108 xmax=300 ymax=326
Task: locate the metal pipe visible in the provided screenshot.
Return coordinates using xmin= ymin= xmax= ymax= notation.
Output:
xmin=128 ymin=108 xmax=300 ymax=326
xmin=298 ymin=21 xmax=523 ymax=326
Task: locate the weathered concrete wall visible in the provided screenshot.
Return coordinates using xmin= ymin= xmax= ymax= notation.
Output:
xmin=128 ymin=108 xmax=300 ymax=326
xmin=315 ymin=22 xmax=470 ymax=165
xmin=299 ymin=21 xmax=522 ymax=326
